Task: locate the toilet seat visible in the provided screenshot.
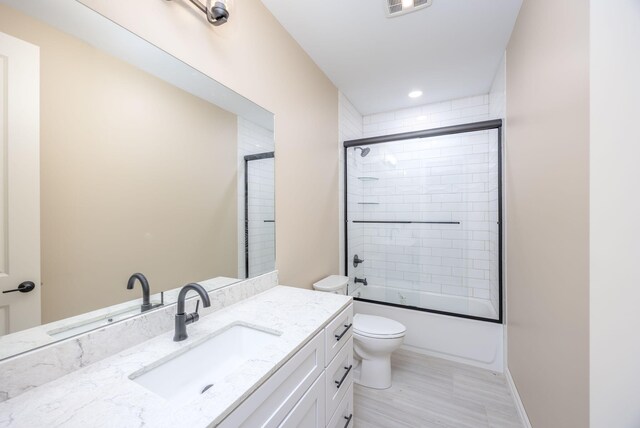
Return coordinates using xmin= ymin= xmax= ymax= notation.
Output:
xmin=353 ymin=314 xmax=406 ymax=339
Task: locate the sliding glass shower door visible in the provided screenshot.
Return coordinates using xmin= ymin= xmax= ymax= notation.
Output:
xmin=345 ymin=121 xmax=502 ymax=322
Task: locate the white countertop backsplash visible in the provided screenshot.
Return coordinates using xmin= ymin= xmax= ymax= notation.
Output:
xmin=0 ymin=282 xmax=351 ymax=427
xmin=0 ymin=277 xmax=241 ymax=361
xmin=0 ymin=272 xmax=277 ymax=402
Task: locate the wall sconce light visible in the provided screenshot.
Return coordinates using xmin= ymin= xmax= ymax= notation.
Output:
xmin=167 ymin=0 xmax=230 ymax=26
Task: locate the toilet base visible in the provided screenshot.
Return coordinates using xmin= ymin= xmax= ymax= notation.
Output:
xmin=353 ymin=355 xmax=392 ymax=390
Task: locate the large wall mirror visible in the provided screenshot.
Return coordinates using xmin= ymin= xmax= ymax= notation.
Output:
xmin=0 ymin=0 xmax=275 ymax=360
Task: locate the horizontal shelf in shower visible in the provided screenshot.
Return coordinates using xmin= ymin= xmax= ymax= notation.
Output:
xmin=357 ymin=176 xmax=379 ymax=181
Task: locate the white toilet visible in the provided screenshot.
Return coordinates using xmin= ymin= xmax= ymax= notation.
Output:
xmin=312 ymin=275 xmax=406 ymax=390
xmin=352 ymin=313 xmax=406 ymax=389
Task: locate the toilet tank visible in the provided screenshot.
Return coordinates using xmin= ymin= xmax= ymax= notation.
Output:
xmin=312 ymin=275 xmax=349 ymax=295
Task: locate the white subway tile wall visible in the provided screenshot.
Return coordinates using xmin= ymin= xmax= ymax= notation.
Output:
xmin=346 ymin=145 xmax=365 ymax=293
xmin=339 ymin=93 xmax=364 ymax=276
xmin=362 ymin=94 xmax=490 ymax=139
xmin=339 ymin=93 xmax=364 ymax=142
xmin=346 ymin=94 xmax=503 ymax=319
xmin=237 ymin=118 xmax=275 ymax=278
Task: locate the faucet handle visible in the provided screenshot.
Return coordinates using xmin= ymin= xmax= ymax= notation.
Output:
xmin=186 ymin=300 xmax=201 ymax=325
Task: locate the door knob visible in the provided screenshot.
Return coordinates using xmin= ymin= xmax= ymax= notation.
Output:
xmin=2 ymin=281 xmax=36 ymax=294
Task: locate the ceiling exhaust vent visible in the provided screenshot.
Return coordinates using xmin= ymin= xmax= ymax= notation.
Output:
xmin=385 ymin=0 xmax=432 ymax=18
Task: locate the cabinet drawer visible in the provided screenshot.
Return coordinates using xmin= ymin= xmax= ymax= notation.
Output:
xmin=325 ymin=336 xmax=354 ymax=421
xmin=325 ymin=304 xmax=353 ymax=366
xmin=327 ymin=383 xmax=353 ymax=428
xmin=219 ymin=330 xmax=325 ymax=428
xmin=278 ymin=372 xmax=326 ymax=428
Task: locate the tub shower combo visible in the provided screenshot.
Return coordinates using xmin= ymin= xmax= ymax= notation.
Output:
xmin=344 ymin=120 xmax=503 ymax=324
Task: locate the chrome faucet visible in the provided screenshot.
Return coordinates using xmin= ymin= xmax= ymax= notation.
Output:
xmin=127 ymin=273 xmax=154 ymax=312
xmin=174 ymin=283 xmax=211 ymax=342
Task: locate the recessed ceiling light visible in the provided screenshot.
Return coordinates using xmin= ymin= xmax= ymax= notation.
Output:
xmin=401 ymin=0 xmax=413 ymax=7
xmin=408 ymin=90 xmax=423 ymax=98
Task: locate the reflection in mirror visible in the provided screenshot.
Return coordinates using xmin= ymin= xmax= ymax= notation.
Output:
xmin=243 ymin=151 xmax=276 ymax=278
xmin=0 ymin=0 xmax=275 ymax=360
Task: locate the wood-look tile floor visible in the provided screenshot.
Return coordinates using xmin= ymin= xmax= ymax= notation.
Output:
xmin=353 ymin=349 xmax=524 ymax=428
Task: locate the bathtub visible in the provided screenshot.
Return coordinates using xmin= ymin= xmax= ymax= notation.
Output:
xmin=352 ymin=285 xmax=498 ymax=319
xmin=351 ymin=285 xmax=504 ymax=372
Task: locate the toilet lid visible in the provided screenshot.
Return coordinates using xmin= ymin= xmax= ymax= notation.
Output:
xmin=353 ymin=314 xmax=406 ymax=338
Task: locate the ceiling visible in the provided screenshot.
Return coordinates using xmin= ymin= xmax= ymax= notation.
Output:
xmin=261 ymin=0 xmax=522 ymax=115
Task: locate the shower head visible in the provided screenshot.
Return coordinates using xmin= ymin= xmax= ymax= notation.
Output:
xmin=355 ymin=146 xmax=371 ymax=157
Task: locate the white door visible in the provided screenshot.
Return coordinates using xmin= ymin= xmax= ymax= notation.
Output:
xmin=0 ymin=31 xmax=40 ymax=336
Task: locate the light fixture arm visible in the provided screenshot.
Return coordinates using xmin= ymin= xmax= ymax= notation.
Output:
xmin=186 ymin=0 xmax=207 ymax=14
xmin=167 ymin=0 xmax=229 ymax=26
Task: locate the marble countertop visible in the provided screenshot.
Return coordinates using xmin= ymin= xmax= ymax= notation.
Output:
xmin=0 ymin=286 xmax=351 ymax=428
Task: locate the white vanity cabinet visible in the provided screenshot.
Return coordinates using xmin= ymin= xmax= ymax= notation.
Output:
xmin=325 ymin=304 xmax=354 ymax=363
xmin=219 ymin=303 xmax=354 ymax=428
xmin=279 ymin=373 xmax=326 ymax=428
xmin=323 ymin=305 xmax=354 ymax=423
xmin=326 ymin=384 xmax=354 ymax=428
xmin=325 ymin=336 xmax=353 ymax=422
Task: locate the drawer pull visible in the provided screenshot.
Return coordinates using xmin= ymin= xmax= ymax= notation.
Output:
xmin=334 ymin=323 xmax=352 ymax=341
xmin=343 ymin=414 xmax=353 ymax=428
xmin=335 ymin=365 xmax=353 ymax=389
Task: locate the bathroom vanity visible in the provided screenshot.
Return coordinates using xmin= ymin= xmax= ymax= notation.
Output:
xmin=219 ymin=302 xmax=354 ymax=427
xmin=0 ymin=281 xmax=354 ymax=427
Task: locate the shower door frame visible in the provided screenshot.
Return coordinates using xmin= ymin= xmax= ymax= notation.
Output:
xmin=343 ymin=119 xmax=503 ymax=324
xmin=244 ymin=151 xmax=275 ymax=279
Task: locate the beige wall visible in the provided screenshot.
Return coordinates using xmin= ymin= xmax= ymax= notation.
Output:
xmin=590 ymin=1 xmax=640 ymax=427
xmin=506 ymin=0 xmax=590 ymax=426
xmin=0 ymin=5 xmax=239 ymax=322
xmin=77 ymin=0 xmax=340 ymax=289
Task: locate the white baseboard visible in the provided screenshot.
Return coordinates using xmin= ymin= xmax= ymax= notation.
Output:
xmin=505 ymin=368 xmax=532 ymax=428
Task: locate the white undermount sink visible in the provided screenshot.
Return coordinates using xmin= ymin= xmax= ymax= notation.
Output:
xmin=130 ymin=323 xmax=281 ymax=403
